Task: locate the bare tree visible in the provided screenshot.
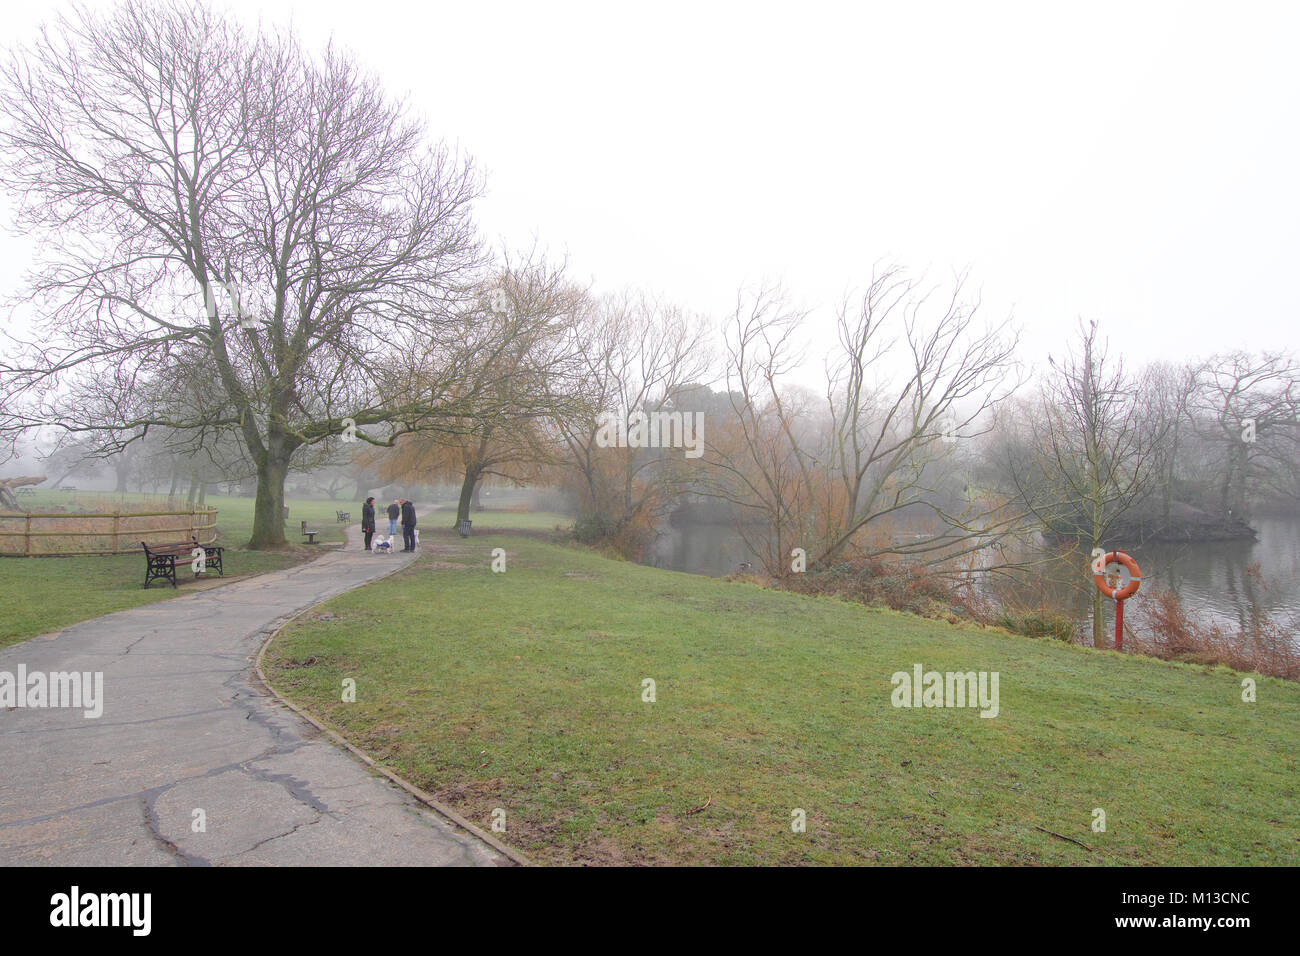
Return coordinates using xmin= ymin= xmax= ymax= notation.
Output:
xmin=0 ymin=0 xmax=488 ymax=546
xmin=1193 ymin=351 xmax=1299 ymax=519
xmin=706 ymin=268 xmax=1021 ymax=576
xmin=555 ymin=290 xmax=713 ymax=543
xmin=1010 ymin=319 xmax=1170 ymax=648
xmin=1144 ymin=360 xmax=1201 ymax=524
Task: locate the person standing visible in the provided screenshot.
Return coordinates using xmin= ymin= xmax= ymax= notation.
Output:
xmin=361 ymin=497 xmax=376 ymax=551
xmin=386 ymin=499 xmax=400 ymax=537
xmin=400 ymin=498 xmax=417 ymax=552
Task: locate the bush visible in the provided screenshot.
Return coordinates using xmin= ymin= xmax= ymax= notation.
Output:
xmin=1129 ymin=585 xmax=1298 ymax=681
xmin=786 ymin=555 xmax=954 ymax=615
xmin=572 ymin=511 xmax=656 ymax=560
xmin=573 ymin=513 xmax=617 ymax=545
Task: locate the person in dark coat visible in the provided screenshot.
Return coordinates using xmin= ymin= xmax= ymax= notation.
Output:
xmin=361 ymin=497 xmax=376 ymax=551
xmin=386 ymin=499 xmax=400 ymax=537
xmin=400 ymin=498 xmax=417 ymax=551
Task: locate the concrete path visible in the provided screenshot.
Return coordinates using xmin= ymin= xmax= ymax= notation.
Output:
xmin=0 ymin=524 xmax=506 ymax=866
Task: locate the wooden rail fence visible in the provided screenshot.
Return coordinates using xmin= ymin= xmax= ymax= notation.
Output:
xmin=0 ymin=508 xmax=218 ymax=557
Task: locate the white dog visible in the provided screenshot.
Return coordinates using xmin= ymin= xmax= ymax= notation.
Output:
xmin=374 ymin=535 xmax=394 ymax=554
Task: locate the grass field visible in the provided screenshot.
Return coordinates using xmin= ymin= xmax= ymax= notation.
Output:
xmin=0 ymin=491 xmax=353 ymax=645
xmin=263 ymin=531 xmax=1300 ymax=866
xmin=419 ymin=502 xmax=574 ymax=533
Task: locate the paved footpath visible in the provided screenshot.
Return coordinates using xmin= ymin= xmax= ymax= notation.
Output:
xmin=0 ymin=525 xmax=505 ymax=866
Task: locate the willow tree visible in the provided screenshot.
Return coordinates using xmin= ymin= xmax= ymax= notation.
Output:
xmin=360 ymin=250 xmax=589 ymax=525
xmin=0 ymin=0 xmax=485 ymax=546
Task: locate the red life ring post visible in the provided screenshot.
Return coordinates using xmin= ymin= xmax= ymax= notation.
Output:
xmin=1093 ymin=550 xmax=1141 ymax=650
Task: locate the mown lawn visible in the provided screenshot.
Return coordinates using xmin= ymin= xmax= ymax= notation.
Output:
xmin=0 ymin=491 xmax=355 ymax=645
xmin=264 ymin=531 xmax=1300 ymax=866
xmin=419 ymin=503 xmax=574 ymax=533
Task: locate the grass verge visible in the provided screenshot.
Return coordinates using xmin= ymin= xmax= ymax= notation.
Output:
xmin=0 ymin=491 xmax=354 ymax=645
xmin=262 ymin=531 xmax=1300 ymax=866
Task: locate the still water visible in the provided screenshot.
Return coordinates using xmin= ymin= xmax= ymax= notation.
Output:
xmin=648 ymin=516 xmax=1300 ymax=637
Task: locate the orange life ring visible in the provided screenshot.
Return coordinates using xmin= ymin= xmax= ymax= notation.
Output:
xmin=1094 ymin=550 xmax=1141 ymax=600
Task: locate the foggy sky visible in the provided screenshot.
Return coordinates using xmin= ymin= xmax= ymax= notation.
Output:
xmin=2 ymin=0 xmax=1297 ymax=380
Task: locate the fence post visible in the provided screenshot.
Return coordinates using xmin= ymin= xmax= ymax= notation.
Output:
xmin=112 ymin=511 xmax=120 ymax=554
xmin=24 ymin=515 xmax=31 ymax=556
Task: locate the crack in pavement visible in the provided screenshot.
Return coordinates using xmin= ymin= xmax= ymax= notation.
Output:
xmin=140 ymin=791 xmax=211 ymax=867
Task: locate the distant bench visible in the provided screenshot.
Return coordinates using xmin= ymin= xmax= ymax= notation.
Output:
xmin=336 ymin=510 xmax=350 ymax=522
xmin=142 ymin=537 xmax=224 ymax=589
xmin=301 ymin=520 xmax=320 ymax=544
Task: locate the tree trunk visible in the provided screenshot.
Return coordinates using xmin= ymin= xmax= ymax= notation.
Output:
xmin=1232 ymin=441 xmax=1249 ymax=517
xmin=186 ymin=474 xmax=199 ymax=507
xmin=455 ymin=468 xmax=481 ymax=526
xmin=1162 ymin=422 xmax=1178 ymax=524
xmin=1090 ymin=513 xmax=1107 ymax=649
xmin=248 ymin=445 xmax=291 ymax=549
xmin=1218 ymin=456 xmax=1235 ymax=523
xmin=472 ymin=481 xmax=483 ymax=512
xmin=167 ymin=467 xmax=179 ymax=502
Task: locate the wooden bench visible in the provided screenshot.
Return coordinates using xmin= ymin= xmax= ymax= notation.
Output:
xmin=142 ymin=537 xmax=224 ymax=589
xmin=336 ymin=510 xmax=351 ymax=522
xmin=301 ymin=520 xmax=320 ymax=544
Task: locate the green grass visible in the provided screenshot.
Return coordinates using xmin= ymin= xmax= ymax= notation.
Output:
xmin=264 ymin=533 xmax=1300 ymax=866
xmin=420 ymin=503 xmax=574 ymax=533
xmin=0 ymin=490 xmax=353 ymax=645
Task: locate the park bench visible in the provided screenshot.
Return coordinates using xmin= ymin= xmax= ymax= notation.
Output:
xmin=301 ymin=519 xmax=320 ymax=544
xmin=336 ymin=510 xmax=350 ymax=522
xmin=141 ymin=537 xmax=224 ymax=589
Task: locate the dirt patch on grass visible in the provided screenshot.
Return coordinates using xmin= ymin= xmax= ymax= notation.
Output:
xmin=277 ymin=656 xmax=319 ymax=669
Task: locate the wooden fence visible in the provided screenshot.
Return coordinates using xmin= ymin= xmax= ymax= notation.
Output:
xmin=0 ymin=508 xmax=218 ymax=557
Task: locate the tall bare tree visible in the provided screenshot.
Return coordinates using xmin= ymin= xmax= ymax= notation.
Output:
xmin=1194 ymin=351 xmax=1299 ymax=519
xmin=0 ymin=0 xmax=488 ymax=546
xmin=555 ymin=290 xmax=713 ymax=543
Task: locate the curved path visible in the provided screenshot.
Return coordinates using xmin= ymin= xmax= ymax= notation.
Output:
xmin=0 ymin=523 xmax=506 ymax=866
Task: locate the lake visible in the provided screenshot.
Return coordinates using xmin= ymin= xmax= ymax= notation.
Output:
xmin=647 ymin=515 xmax=1300 ymax=640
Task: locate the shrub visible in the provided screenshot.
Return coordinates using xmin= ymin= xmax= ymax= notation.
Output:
xmin=1129 ymin=585 xmax=1298 ymax=682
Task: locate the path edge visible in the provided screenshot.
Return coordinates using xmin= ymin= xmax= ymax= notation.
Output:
xmin=251 ymin=550 xmax=534 ymax=868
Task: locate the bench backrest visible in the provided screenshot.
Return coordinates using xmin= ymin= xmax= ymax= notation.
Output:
xmin=142 ymin=536 xmax=202 ymax=556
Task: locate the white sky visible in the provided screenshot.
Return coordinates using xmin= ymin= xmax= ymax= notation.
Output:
xmin=3 ymin=0 xmax=1299 ymax=379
